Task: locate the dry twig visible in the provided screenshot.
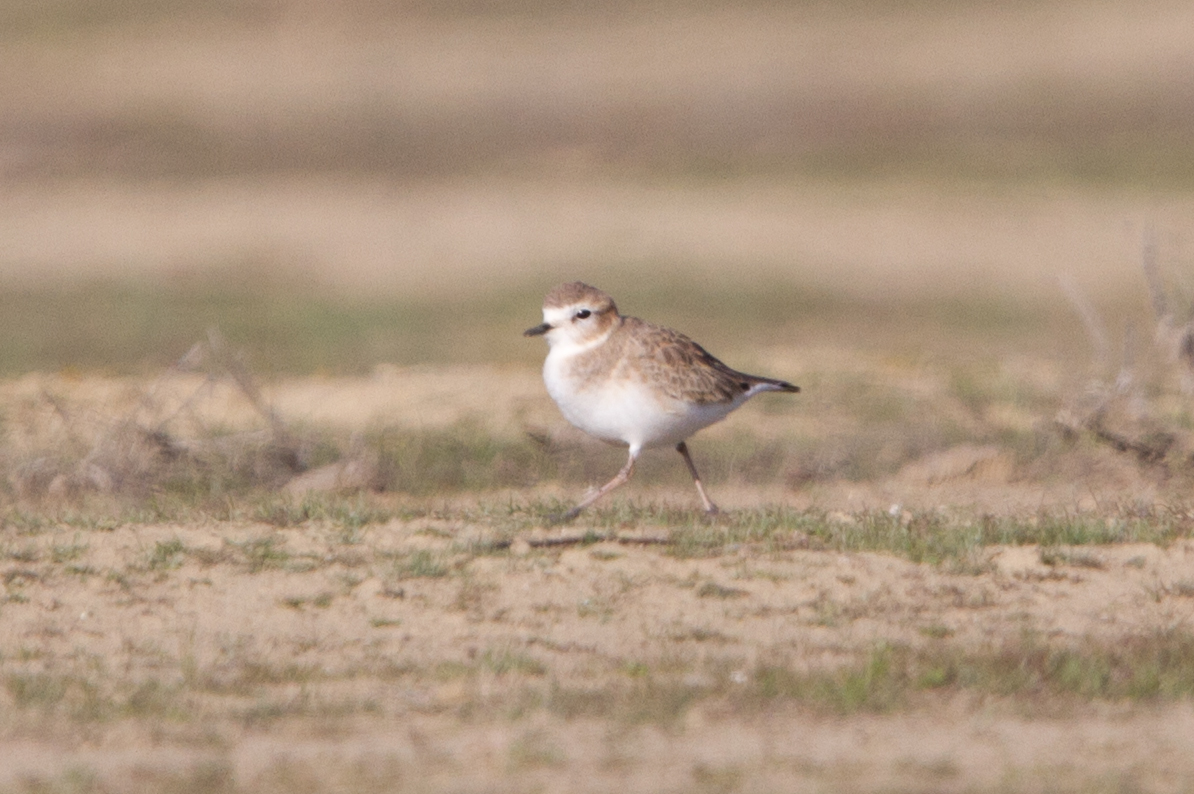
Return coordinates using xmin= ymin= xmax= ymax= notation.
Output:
xmin=6 ymin=328 xmax=311 ymax=497
xmin=1055 ymin=234 xmax=1194 ymax=471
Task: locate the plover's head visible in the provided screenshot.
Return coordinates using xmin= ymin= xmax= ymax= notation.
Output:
xmin=524 ymin=281 xmax=619 ymax=348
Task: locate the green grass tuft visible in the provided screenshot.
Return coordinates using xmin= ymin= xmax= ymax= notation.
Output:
xmin=392 ymin=549 xmax=451 ymax=579
xmin=749 ymin=630 xmax=1194 ymax=712
xmin=230 ymin=536 xmax=290 ymax=573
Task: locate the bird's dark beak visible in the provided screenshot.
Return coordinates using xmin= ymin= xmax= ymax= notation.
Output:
xmin=524 ymin=323 xmax=552 ymax=337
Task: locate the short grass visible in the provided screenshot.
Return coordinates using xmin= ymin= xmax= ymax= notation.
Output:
xmin=0 ymin=269 xmax=1082 ymax=377
xmin=5 ymin=562 xmax=1194 ymax=727
xmin=5 ymin=598 xmax=1193 ymax=727
xmin=3 ymin=488 xmax=1192 ymax=792
xmin=0 ymin=316 xmax=1092 ymax=506
xmin=3 ymin=492 xmax=1191 ymax=567
xmin=0 ymin=274 xmax=535 ymax=376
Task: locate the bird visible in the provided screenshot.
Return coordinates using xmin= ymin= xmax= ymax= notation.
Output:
xmin=524 ymin=281 xmax=799 ymax=520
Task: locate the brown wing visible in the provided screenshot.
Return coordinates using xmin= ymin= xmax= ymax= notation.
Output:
xmin=619 ymin=318 xmax=785 ymax=405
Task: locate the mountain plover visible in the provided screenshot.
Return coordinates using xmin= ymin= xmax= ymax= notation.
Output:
xmin=525 ymin=281 xmax=799 ymax=520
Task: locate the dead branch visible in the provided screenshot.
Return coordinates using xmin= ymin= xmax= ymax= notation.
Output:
xmin=480 ymin=532 xmax=674 ymax=551
xmin=490 ymin=529 xmax=807 ymax=550
xmin=38 ymin=389 xmax=90 ymax=454
xmin=1057 ymin=273 xmax=1109 ymax=371
xmin=206 ymin=327 xmax=302 ymax=473
xmin=7 ymin=329 xmax=315 ymax=497
xmin=1087 ymin=414 xmax=1174 ymax=465
xmin=1056 ymin=233 xmax=1194 ymax=471
xmin=1141 ymin=227 xmax=1168 ymax=323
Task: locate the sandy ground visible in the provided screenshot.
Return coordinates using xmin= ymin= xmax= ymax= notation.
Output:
xmin=1 ymin=516 xmax=1193 ymax=791
xmin=2 ymin=368 xmax=1194 ymax=791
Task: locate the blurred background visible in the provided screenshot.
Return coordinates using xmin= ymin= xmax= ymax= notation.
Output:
xmin=2 ymin=0 xmax=1193 ymax=374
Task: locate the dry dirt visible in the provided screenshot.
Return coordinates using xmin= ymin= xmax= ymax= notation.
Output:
xmin=2 ymin=368 xmax=1194 ymax=792
xmin=1 ymin=512 xmax=1194 ymax=792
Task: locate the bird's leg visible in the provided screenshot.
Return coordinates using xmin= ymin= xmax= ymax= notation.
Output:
xmin=558 ymin=448 xmax=638 ymax=521
xmin=676 ymin=441 xmax=719 ymax=515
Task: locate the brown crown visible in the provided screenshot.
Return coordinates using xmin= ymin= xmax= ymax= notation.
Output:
xmin=542 ymin=282 xmax=618 ymax=315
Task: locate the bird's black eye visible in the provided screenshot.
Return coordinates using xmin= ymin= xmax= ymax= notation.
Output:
xmin=575 ymin=309 xmax=592 ymax=320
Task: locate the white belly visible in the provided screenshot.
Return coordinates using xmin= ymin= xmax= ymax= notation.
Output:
xmin=543 ymin=352 xmax=739 ymax=450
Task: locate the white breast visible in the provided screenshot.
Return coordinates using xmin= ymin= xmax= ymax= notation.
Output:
xmin=543 ymin=348 xmax=741 ymax=451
